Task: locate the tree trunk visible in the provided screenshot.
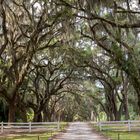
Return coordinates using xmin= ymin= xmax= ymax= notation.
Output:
xmin=8 ymin=103 xmax=16 ymax=122
xmin=43 ymin=110 xmax=47 ymax=122
xmin=43 ymin=109 xmax=52 ymax=122
xmin=109 ymin=112 xmax=114 ymax=121
xmin=123 ymin=93 xmax=130 ymax=120
xmin=127 ymin=74 xmax=140 ymax=115
xmin=33 ymin=112 xmax=42 ymax=122
xmin=138 ymin=94 xmax=140 ymax=113
xmin=20 ymin=109 xmax=27 ymax=122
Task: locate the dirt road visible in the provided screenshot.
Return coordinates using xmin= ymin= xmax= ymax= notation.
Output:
xmin=53 ymin=122 xmax=109 ymax=140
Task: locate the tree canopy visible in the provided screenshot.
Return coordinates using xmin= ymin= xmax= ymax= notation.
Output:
xmin=0 ymin=0 xmax=140 ymax=122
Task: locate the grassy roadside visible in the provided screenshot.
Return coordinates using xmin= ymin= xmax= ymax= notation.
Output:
xmin=0 ymin=122 xmax=68 ymax=140
xmin=0 ymin=132 xmax=56 ymax=140
xmin=92 ymin=124 xmax=140 ymax=140
xmin=102 ymin=131 xmax=140 ymax=140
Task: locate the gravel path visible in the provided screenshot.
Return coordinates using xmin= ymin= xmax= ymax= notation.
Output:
xmin=53 ymin=122 xmax=109 ymax=140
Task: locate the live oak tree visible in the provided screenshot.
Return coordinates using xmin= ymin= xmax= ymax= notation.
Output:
xmin=0 ymin=0 xmax=68 ymax=122
xmin=0 ymin=0 xmax=140 ymax=122
xmin=71 ymin=45 xmax=130 ymax=121
xmin=59 ymin=0 xmax=140 ymax=114
xmin=80 ymin=0 xmax=140 ymax=114
xmin=24 ymin=46 xmax=79 ymax=121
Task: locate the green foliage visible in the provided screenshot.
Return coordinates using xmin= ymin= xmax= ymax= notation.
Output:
xmin=0 ymin=0 xmax=140 ymax=123
xmin=26 ymin=109 xmax=34 ymax=122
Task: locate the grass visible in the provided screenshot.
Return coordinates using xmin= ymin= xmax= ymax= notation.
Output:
xmin=60 ymin=122 xmax=68 ymax=130
xmin=102 ymin=131 xmax=140 ymax=140
xmin=0 ymin=132 xmax=54 ymax=140
xmin=0 ymin=122 xmax=68 ymax=140
xmin=93 ymin=124 xmax=140 ymax=140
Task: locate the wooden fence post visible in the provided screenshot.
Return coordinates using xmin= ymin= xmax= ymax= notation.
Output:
xmin=1 ymin=122 xmax=3 ymax=133
xmin=29 ymin=122 xmax=32 ymax=132
xmin=128 ymin=120 xmax=131 ymax=131
xmin=57 ymin=121 xmax=60 ymax=130
xmin=99 ymin=122 xmax=102 ymax=131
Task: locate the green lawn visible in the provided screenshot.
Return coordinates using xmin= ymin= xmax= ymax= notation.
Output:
xmin=0 ymin=132 xmax=56 ymax=140
xmin=93 ymin=124 xmax=140 ymax=140
xmin=102 ymin=131 xmax=140 ymax=140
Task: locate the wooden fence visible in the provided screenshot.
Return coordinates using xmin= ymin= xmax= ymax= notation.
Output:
xmin=92 ymin=120 xmax=140 ymax=131
xmin=0 ymin=122 xmax=60 ymax=134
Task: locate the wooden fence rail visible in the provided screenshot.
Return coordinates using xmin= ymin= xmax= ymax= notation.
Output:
xmin=0 ymin=122 xmax=60 ymax=133
xmin=92 ymin=120 xmax=140 ymax=131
